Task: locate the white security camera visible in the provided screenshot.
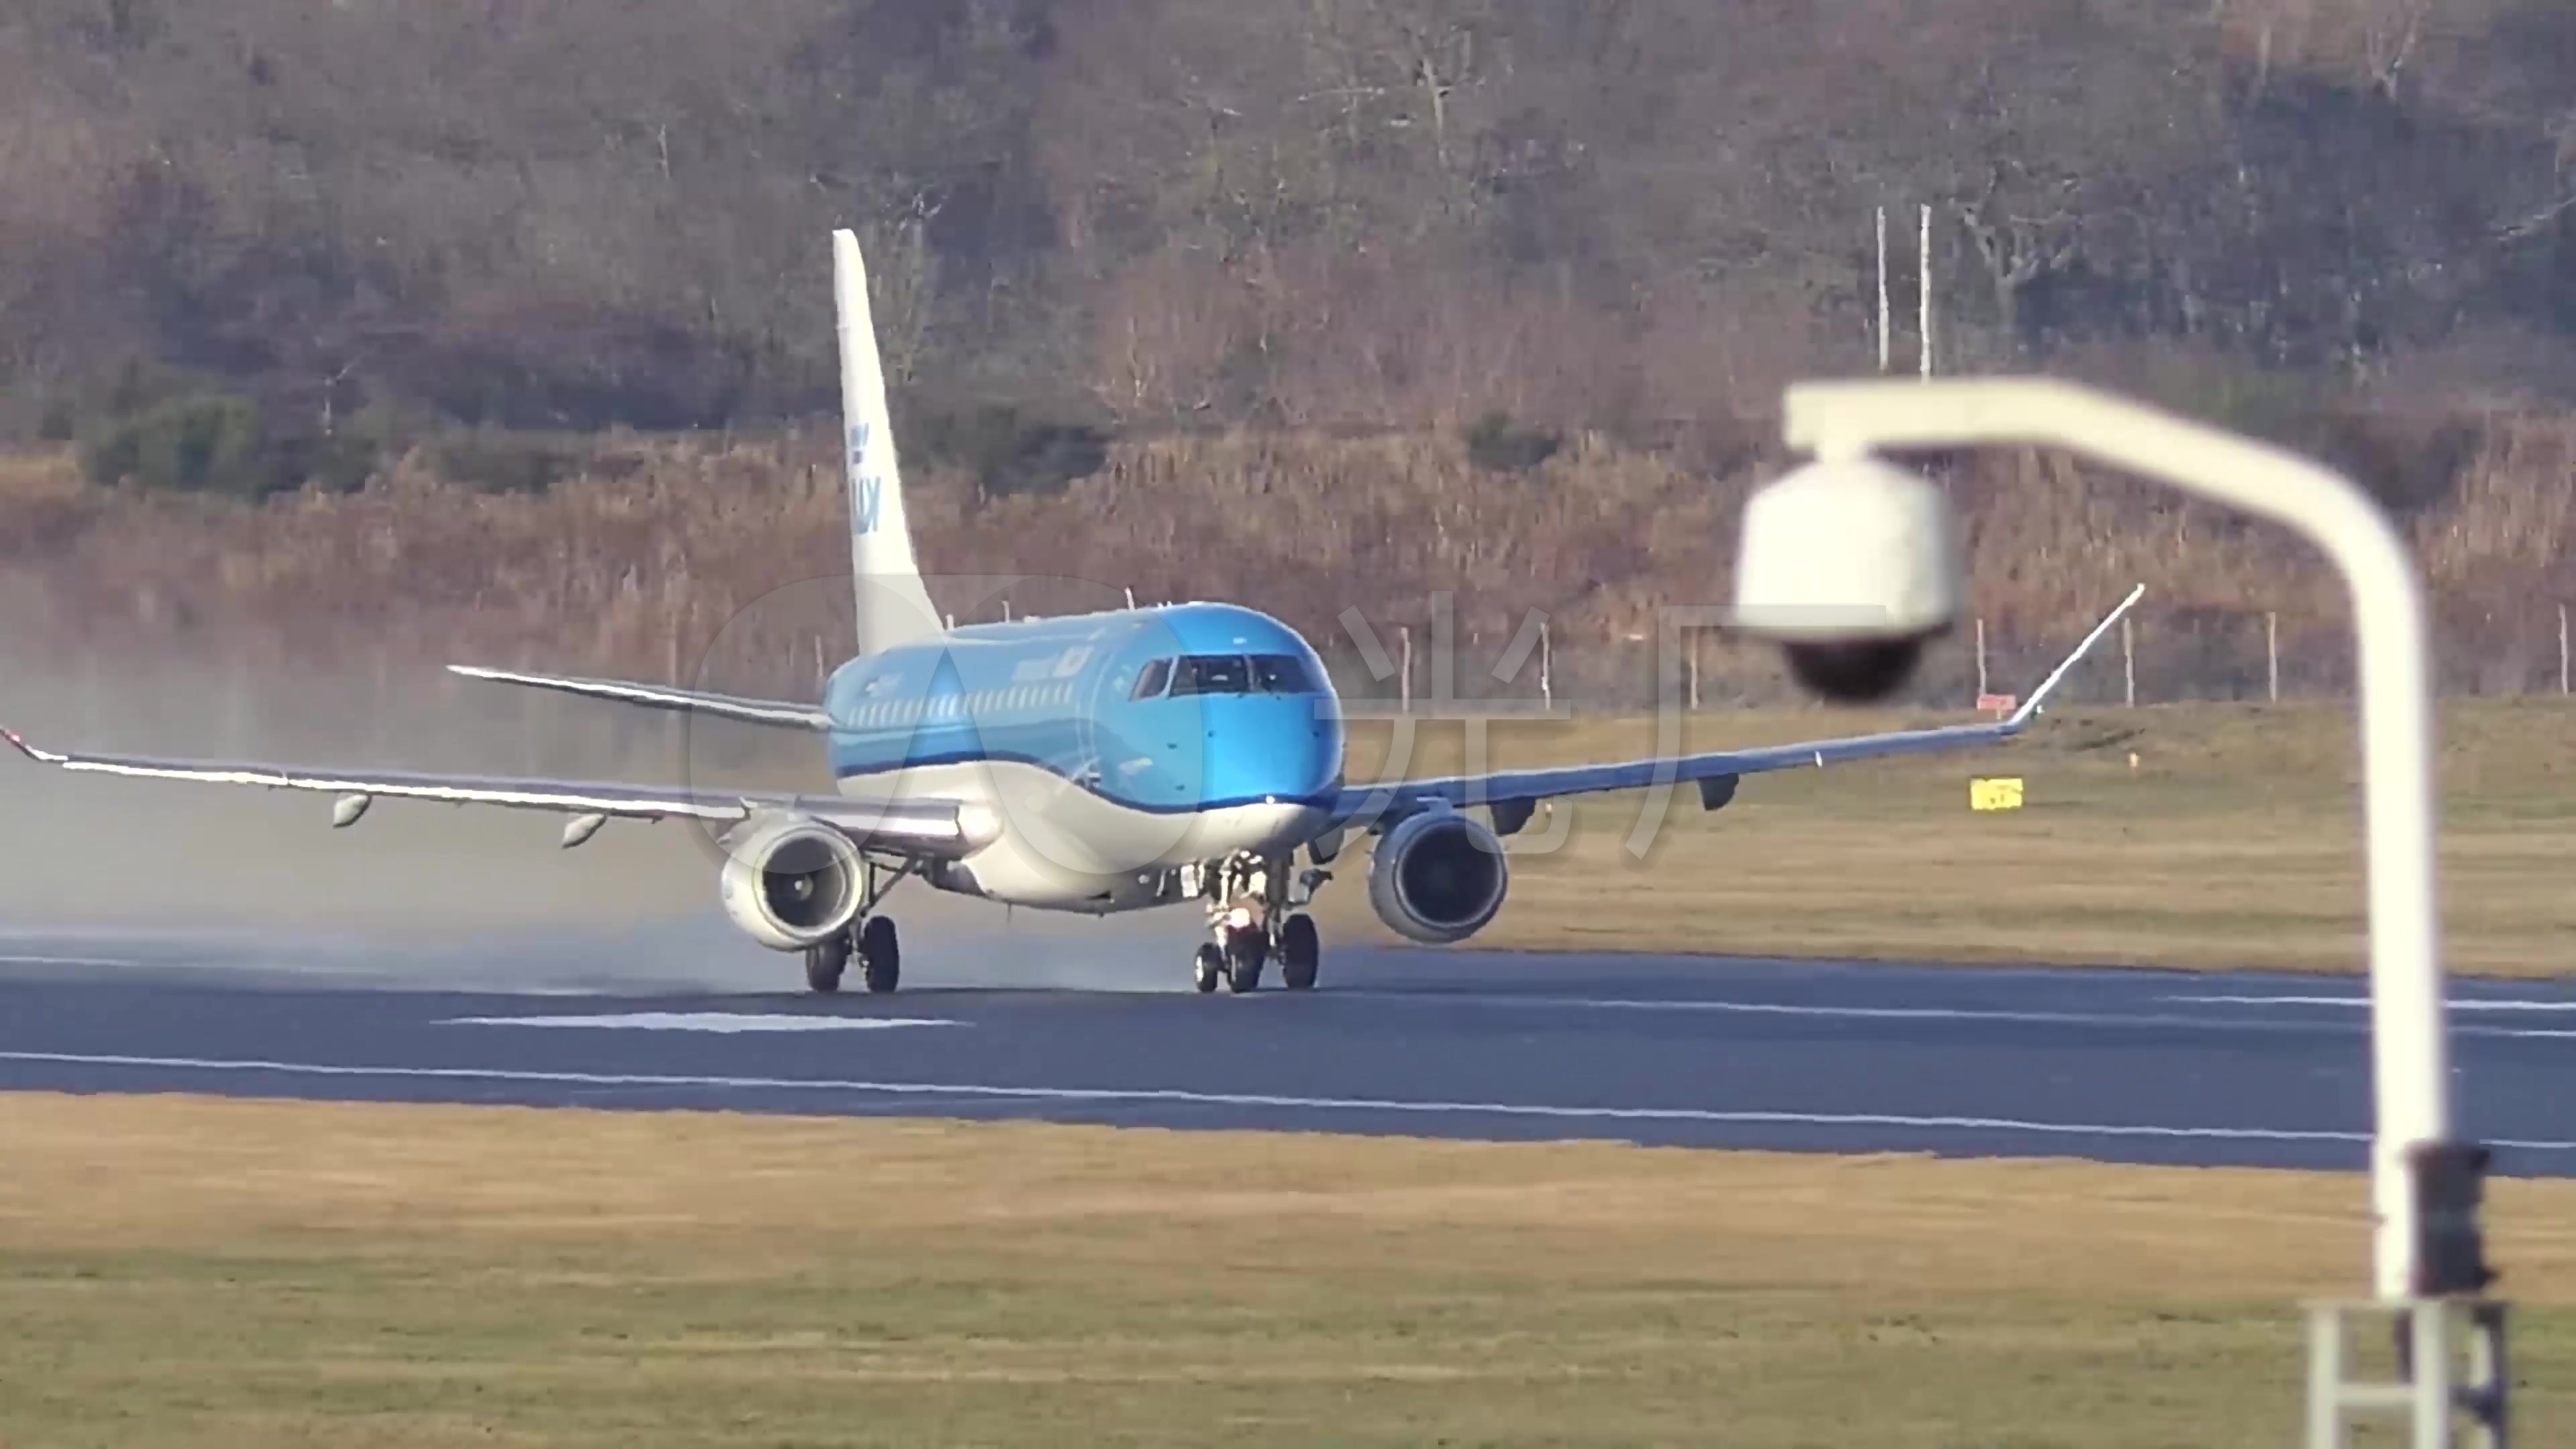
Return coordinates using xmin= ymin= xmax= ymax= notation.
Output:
xmin=1726 ymin=451 xmax=1964 ymax=704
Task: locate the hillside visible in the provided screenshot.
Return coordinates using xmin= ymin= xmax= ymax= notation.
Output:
xmin=5 ymin=2 xmax=2573 ymax=435
xmin=1 ymin=1 xmax=2572 ymax=689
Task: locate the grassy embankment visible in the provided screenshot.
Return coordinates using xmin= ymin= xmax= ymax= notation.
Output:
xmin=6 ymin=408 xmax=2576 ymax=699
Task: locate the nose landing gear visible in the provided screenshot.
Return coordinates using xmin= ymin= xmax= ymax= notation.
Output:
xmin=1189 ymin=851 xmax=1326 ymax=994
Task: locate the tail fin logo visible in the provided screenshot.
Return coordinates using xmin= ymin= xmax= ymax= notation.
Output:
xmin=847 ymin=422 xmax=882 ymax=536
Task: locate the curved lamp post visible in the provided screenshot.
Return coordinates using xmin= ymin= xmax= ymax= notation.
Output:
xmin=1743 ymin=377 xmax=2498 ymax=1447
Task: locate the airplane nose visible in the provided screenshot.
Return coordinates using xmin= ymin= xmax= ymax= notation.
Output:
xmin=1201 ymin=698 xmax=1340 ymax=808
xmin=1273 ymin=704 xmax=1340 ymax=802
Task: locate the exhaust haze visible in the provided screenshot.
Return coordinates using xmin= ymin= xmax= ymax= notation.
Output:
xmin=0 ymin=645 xmax=1203 ymax=996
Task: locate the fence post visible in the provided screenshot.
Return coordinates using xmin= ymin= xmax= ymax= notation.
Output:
xmin=1876 ymin=206 xmax=1892 ymax=374
xmin=2123 ymin=614 xmax=2137 ymax=708
xmin=2559 ymin=603 xmax=2567 ymax=696
xmin=1974 ymin=616 xmax=1988 ymax=700
xmin=1400 ymin=626 xmax=1413 ymax=715
xmin=1919 ymin=203 xmax=1934 ymax=378
xmin=2267 ymin=610 xmax=2279 ymax=703
xmin=1540 ymin=620 xmax=1552 ymax=710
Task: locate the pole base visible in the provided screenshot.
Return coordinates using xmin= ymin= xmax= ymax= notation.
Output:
xmin=2306 ymin=1298 xmax=2508 ymax=1448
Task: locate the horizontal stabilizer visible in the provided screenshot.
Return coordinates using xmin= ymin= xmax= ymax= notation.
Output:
xmin=447 ymin=665 xmax=832 ymax=731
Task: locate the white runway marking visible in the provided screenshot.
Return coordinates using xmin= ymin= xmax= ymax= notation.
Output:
xmin=439 ymin=1012 xmax=963 ymax=1033
xmin=0 ymin=955 xmax=142 ymax=968
xmin=2163 ymin=985 xmax=2576 ymax=1020
xmin=1368 ymin=991 xmax=2576 ymax=1041
xmin=7 ymin=1049 xmax=2575 ymax=1153
xmin=2164 ymin=994 xmax=2576 ymax=1013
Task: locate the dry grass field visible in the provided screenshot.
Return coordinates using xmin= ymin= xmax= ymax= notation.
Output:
xmin=2 ymin=1093 xmax=2571 ymax=1448
xmin=1320 ymin=694 xmax=2576 ymax=976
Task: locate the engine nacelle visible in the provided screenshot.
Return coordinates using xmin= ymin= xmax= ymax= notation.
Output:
xmin=716 ymin=810 xmax=867 ymax=951
xmin=1367 ymin=808 xmax=1510 ymax=945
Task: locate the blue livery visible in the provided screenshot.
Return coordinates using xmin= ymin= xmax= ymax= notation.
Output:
xmin=821 ymin=602 xmax=1343 ymax=816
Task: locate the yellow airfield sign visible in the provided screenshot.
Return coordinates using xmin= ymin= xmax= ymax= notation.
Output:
xmin=1969 ymin=777 xmax=2025 ymax=812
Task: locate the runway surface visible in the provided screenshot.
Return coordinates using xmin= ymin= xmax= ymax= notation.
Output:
xmin=3 ymin=929 xmax=2575 ymax=1176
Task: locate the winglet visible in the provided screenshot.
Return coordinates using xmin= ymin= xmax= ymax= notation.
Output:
xmin=3 ymin=727 xmax=68 ymax=765
xmin=2005 ymin=583 xmax=2145 ymax=729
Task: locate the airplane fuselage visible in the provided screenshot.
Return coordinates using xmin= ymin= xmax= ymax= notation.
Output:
xmin=819 ymin=600 xmax=1343 ymax=912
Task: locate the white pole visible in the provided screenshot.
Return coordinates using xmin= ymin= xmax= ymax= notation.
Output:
xmin=1401 ymin=626 xmax=1413 ymax=714
xmin=1688 ymin=630 xmax=1701 ymax=711
xmin=1919 ymin=204 xmax=1934 ymax=378
xmin=1781 ymin=376 xmax=2453 ymax=1305
xmin=2268 ymin=610 xmax=2280 ymax=702
xmin=1975 ymin=616 xmax=1988 ymax=699
xmin=2559 ymin=603 xmax=2567 ymax=696
xmin=1540 ymin=621 xmax=1552 ymax=709
xmin=1876 ymin=206 xmax=1891 ymax=374
xmin=2123 ymin=614 xmax=2137 ymax=707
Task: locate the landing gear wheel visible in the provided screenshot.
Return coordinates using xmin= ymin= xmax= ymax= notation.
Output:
xmin=804 ymin=934 xmax=849 ymax=994
xmin=1192 ymin=943 xmax=1224 ymax=994
xmin=1223 ymin=926 xmax=1267 ymax=994
xmin=859 ymin=915 xmax=900 ymax=994
xmin=1278 ymin=914 xmax=1320 ymax=991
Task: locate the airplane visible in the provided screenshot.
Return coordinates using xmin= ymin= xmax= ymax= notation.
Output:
xmin=4 ymin=229 xmax=2145 ymax=997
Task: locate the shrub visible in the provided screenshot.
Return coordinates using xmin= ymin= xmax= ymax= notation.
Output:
xmin=1463 ymin=410 xmax=1560 ymax=473
xmin=77 ymin=394 xmax=385 ymax=499
xmin=79 ymin=392 xmax=268 ymax=496
xmin=913 ymin=402 xmax=1110 ymax=500
xmin=426 ymin=429 xmax=586 ymax=494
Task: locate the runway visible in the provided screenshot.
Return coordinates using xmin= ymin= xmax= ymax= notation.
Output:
xmin=3 ymin=931 xmax=2575 ymax=1175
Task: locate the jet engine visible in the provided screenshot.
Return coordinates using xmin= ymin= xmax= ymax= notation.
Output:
xmin=1366 ymin=808 xmax=1509 ymax=945
xmin=716 ymin=810 xmax=867 ymax=951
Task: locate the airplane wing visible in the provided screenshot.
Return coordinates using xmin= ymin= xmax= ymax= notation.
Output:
xmin=0 ymin=729 xmax=987 ymax=855
xmin=1330 ymin=584 xmax=2144 ymax=834
xmin=445 ymin=665 xmax=833 ymax=731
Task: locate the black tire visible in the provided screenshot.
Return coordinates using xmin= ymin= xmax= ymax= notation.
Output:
xmin=1223 ymin=926 xmax=1266 ymax=994
xmin=1192 ymin=942 xmax=1224 ymax=994
xmin=859 ymin=915 xmax=900 ymax=994
xmin=804 ymin=935 xmax=849 ymax=994
xmin=1278 ymin=914 xmax=1320 ymax=991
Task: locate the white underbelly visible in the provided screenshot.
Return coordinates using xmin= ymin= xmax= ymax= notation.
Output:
xmin=839 ymin=759 xmax=1325 ymax=910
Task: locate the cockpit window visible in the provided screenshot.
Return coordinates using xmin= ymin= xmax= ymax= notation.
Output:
xmin=1158 ymin=653 xmax=1321 ymax=696
xmin=1250 ymin=654 xmax=1319 ymax=694
xmin=1171 ymin=654 xmax=1251 ymax=696
xmin=1132 ymin=657 xmax=1173 ymax=699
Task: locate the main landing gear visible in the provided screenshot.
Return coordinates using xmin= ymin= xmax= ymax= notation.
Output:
xmin=803 ymin=859 xmax=912 ymax=995
xmin=1188 ymin=852 xmax=1326 ymax=994
xmin=804 ymin=915 xmax=900 ymax=994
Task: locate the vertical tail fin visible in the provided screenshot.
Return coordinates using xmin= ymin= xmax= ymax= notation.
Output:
xmin=833 ymin=227 xmax=944 ymax=656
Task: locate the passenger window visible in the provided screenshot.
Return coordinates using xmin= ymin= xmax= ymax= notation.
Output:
xmin=1132 ymin=657 xmax=1173 ymax=699
xmin=1250 ymin=653 xmax=1318 ymax=694
xmin=1173 ymin=655 xmax=1251 ymax=696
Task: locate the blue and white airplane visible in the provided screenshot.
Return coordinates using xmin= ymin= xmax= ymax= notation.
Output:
xmin=5 ymin=230 xmax=2142 ymax=996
